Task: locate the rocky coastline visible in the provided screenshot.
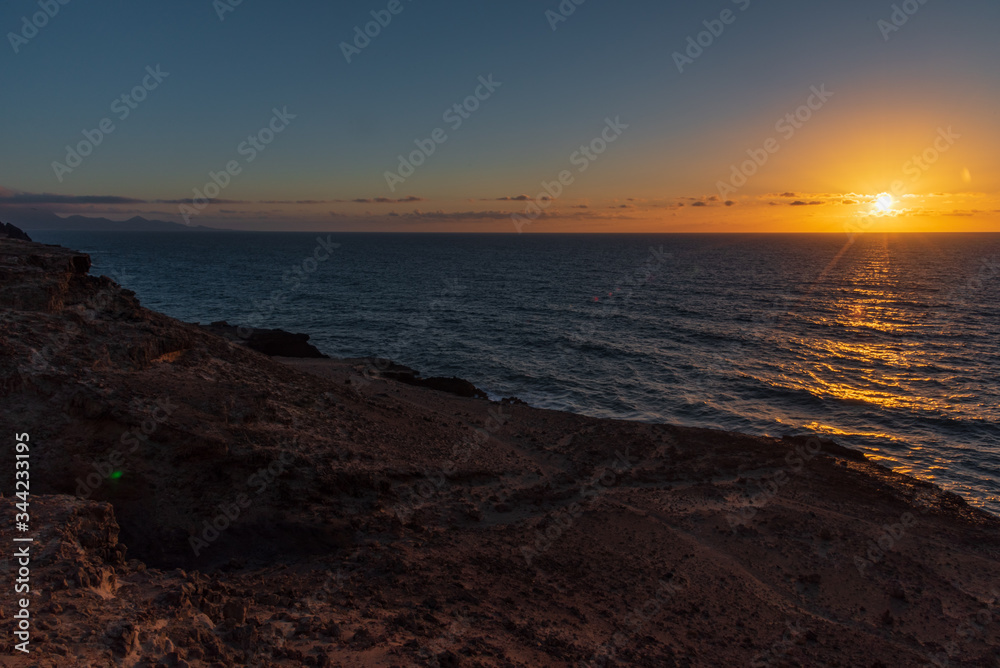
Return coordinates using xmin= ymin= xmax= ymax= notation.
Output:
xmin=1 ymin=228 xmax=999 ymax=667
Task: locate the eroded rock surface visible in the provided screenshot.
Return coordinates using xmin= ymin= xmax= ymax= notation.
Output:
xmin=1 ymin=238 xmax=999 ymax=667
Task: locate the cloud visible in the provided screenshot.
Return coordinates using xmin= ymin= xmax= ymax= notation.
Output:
xmin=496 ymin=195 xmax=531 ymax=201
xmin=258 ymin=199 xmax=334 ymax=204
xmin=154 ymin=198 xmax=245 ymax=205
xmin=790 ymin=200 xmax=824 ymax=206
xmin=0 ymin=188 xmax=255 ymax=213
xmin=263 ymin=197 xmax=425 ymax=204
xmin=779 ymin=192 xmax=797 ymax=198
xmin=0 ymin=193 xmax=146 ymax=205
xmin=391 ymin=210 xmax=513 ymax=221
xmin=326 ymin=205 xmax=643 ymax=224
xmin=354 ymin=196 xmax=425 ymax=203
xmin=691 ymin=201 xmax=708 ymax=207
xmin=943 ymin=209 xmax=987 ymax=217
xmin=725 ymin=200 xmax=735 ymax=207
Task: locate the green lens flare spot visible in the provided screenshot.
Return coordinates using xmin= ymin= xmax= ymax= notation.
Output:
xmin=109 ymin=470 xmax=124 ymax=480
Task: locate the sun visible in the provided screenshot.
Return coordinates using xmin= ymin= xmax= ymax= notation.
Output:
xmin=872 ymin=192 xmax=895 ymax=214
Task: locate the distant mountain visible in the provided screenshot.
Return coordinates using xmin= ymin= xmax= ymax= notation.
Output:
xmin=0 ymin=207 xmax=218 ymax=232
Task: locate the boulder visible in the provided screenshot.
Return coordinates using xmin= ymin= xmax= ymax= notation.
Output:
xmin=379 ymin=363 xmax=488 ymax=399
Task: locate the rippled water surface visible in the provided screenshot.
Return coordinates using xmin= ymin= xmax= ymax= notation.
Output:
xmin=33 ymin=232 xmax=1000 ymax=514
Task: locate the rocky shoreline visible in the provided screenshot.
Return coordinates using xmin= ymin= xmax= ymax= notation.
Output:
xmin=1 ymin=230 xmax=999 ymax=667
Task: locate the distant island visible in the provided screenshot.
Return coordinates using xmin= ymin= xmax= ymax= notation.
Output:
xmin=0 ymin=207 xmax=218 ymax=232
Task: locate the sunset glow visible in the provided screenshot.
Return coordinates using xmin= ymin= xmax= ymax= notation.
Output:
xmin=0 ymin=1 xmax=997 ymax=234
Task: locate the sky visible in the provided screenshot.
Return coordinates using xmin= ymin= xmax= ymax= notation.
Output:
xmin=1 ymin=0 xmax=998 ymax=232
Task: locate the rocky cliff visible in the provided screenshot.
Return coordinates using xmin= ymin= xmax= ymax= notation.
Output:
xmin=1 ymin=238 xmax=998 ymax=667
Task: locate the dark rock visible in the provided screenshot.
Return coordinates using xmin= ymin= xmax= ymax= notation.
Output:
xmin=418 ymin=376 xmax=488 ymax=399
xmin=0 ymin=221 xmax=31 ymax=242
xmin=783 ymin=434 xmax=867 ymax=461
xmin=200 ymin=321 xmax=328 ymax=359
xmin=437 ymin=649 xmax=461 ymax=667
xmin=244 ymin=329 xmax=327 ymax=358
xmin=324 ymin=620 xmax=342 ymax=639
xmin=110 ymin=621 xmax=140 ymax=656
xmin=378 ymin=363 xmax=488 ymax=399
xmin=223 ymin=600 xmax=248 ymax=624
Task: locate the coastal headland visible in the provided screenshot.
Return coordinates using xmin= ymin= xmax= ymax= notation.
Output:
xmin=1 ymin=229 xmax=998 ymax=666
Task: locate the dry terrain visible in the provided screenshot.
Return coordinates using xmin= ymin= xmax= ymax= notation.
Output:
xmin=1 ymin=234 xmax=998 ymax=667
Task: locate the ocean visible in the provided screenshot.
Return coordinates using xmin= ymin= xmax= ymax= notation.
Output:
xmin=30 ymin=231 xmax=1000 ymax=515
